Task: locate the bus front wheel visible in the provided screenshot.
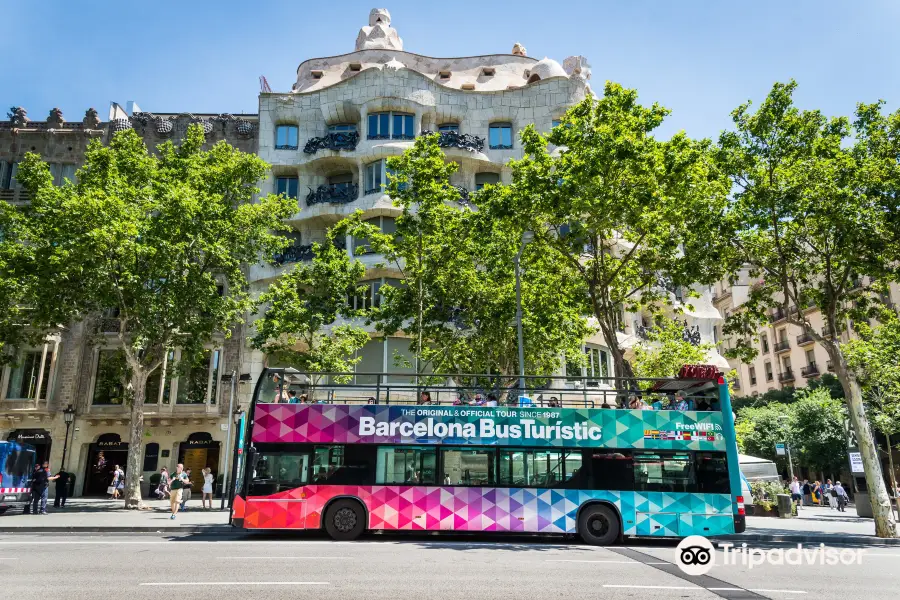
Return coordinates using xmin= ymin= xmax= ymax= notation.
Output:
xmin=324 ymin=499 xmax=366 ymax=541
xmin=577 ymin=504 xmax=620 ymax=546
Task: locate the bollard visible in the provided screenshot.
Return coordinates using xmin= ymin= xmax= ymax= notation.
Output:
xmin=777 ymin=494 xmax=793 ymax=518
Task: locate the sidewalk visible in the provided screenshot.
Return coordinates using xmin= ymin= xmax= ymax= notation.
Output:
xmin=0 ymin=497 xmax=231 ymax=532
xmin=717 ymin=505 xmax=900 ymax=547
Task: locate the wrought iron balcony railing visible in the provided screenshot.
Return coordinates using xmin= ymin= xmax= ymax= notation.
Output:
xmin=421 ymin=130 xmax=485 ymax=152
xmin=800 ymin=363 xmax=820 ymax=377
xmin=773 ymin=340 xmax=791 ymax=353
xmin=303 ymin=131 xmax=360 ymax=154
xmin=306 ymin=183 xmax=358 ymax=206
xmin=273 ymin=243 xmax=315 ymax=265
xmin=827 ymin=360 xmax=835 ymax=372
xmin=796 ymin=333 xmax=815 ymax=346
xmin=778 ymin=369 xmax=796 ymax=383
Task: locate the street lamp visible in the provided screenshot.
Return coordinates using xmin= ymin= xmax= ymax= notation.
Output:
xmin=514 ymin=230 xmax=535 ymax=397
xmin=61 ymin=404 xmax=76 ymax=472
xmin=777 ymin=415 xmax=796 ymax=480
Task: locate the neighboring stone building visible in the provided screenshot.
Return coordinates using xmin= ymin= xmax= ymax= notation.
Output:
xmin=0 ymin=107 xmax=258 ymax=496
xmin=711 ymin=272 xmax=900 ymax=396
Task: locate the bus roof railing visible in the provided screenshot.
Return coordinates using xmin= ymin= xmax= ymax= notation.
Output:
xmin=252 ymin=368 xmax=725 ymax=411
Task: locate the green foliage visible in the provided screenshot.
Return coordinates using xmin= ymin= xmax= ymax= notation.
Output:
xmin=791 ymin=387 xmax=848 ymax=474
xmin=632 ymin=317 xmax=713 ymax=388
xmin=252 ymin=226 xmax=370 ymax=382
xmin=343 ymin=134 xmax=591 ymax=383
xmin=484 ymin=84 xmax=730 ymax=387
xmin=751 ymin=480 xmax=788 ymax=510
xmin=15 ymin=125 xmax=294 ymax=506
xmin=735 ymin=403 xmax=794 ymax=463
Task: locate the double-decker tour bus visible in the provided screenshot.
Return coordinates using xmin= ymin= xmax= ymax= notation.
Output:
xmin=231 ymin=366 xmax=745 ymax=544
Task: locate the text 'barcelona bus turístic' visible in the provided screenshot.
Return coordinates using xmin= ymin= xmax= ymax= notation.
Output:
xmin=0 ymin=441 xmax=36 ymax=514
xmin=230 ymin=365 xmax=745 ymax=544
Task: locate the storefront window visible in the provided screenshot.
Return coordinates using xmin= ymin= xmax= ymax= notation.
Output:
xmin=92 ymin=350 xmax=129 ymax=405
xmin=5 ymin=348 xmax=53 ymax=401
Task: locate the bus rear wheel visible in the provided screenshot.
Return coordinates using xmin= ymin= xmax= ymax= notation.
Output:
xmin=324 ymin=499 xmax=366 ymax=541
xmin=578 ymin=504 xmax=620 ymax=546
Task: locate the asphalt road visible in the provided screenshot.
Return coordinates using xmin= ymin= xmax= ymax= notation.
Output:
xmin=1 ymin=532 xmax=895 ymax=600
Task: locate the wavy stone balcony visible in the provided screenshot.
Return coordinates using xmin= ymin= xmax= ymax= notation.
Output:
xmin=306 ymin=183 xmax=359 ymax=206
xmin=273 ymin=243 xmax=315 ymax=265
xmin=303 ymin=131 xmax=360 ymax=154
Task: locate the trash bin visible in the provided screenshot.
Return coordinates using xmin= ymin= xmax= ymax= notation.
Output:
xmin=777 ymin=494 xmax=793 ymax=518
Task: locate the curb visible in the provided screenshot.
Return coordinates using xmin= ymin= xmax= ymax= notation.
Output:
xmin=714 ymin=533 xmax=900 ymax=547
xmin=0 ymin=526 xmax=233 ymax=534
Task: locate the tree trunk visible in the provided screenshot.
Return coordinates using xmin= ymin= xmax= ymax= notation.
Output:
xmin=124 ymin=369 xmax=149 ymax=510
xmin=887 ymin=434 xmax=900 ymax=520
xmin=833 ymin=352 xmax=898 ymax=537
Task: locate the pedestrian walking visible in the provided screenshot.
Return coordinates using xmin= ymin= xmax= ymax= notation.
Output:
xmin=168 ymin=464 xmax=189 ymax=519
xmin=789 ymin=476 xmax=802 ymax=511
xmin=31 ymin=461 xmax=59 ymax=515
xmin=833 ymin=481 xmax=849 ymax=512
xmin=109 ymin=465 xmax=124 ymax=499
xmin=802 ymin=479 xmax=811 ymax=506
xmin=53 ymin=470 xmax=70 ymax=508
xmin=155 ymin=467 xmax=170 ymax=499
xmin=180 ymin=468 xmax=193 ymax=511
xmin=201 ymin=468 xmax=214 ymax=510
xmin=823 ymin=479 xmax=834 ymax=509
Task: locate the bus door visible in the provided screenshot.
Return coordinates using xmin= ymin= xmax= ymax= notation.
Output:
xmin=246 ymin=452 xmax=310 ymax=527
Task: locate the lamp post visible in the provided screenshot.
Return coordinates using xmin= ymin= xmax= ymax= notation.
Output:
xmin=514 ymin=230 xmax=534 ymax=395
xmin=777 ymin=415 xmax=796 ymax=480
xmin=219 ymin=371 xmax=236 ymax=510
xmin=61 ymin=404 xmax=76 ymax=472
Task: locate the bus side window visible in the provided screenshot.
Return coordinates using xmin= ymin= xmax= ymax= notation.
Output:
xmin=633 ymin=452 xmax=691 ymax=493
xmin=591 ymin=450 xmax=635 ymax=491
xmin=694 ymin=452 xmax=729 ymax=494
xmin=277 ymin=454 xmax=309 ymax=492
xmin=560 ymin=451 xmax=585 ymax=488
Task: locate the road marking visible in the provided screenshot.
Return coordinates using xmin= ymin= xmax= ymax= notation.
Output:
xmin=546 ymin=559 xmax=637 ymax=564
xmin=604 ymin=585 xmax=699 ymax=590
xmin=746 ymin=590 xmax=807 ymax=595
xmin=218 ymin=556 xmax=348 ymax=560
xmin=862 ymin=553 xmax=900 ymax=557
xmin=139 ymin=582 xmax=329 ymax=586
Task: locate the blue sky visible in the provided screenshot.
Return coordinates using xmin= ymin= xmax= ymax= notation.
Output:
xmin=3 ymin=0 xmax=898 ymax=140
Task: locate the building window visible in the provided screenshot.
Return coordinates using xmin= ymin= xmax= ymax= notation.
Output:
xmin=475 ymin=172 xmax=500 ymax=191
xmin=48 ymin=163 xmax=76 ymax=186
xmin=5 ymin=348 xmax=53 ymax=401
xmin=364 ymin=160 xmax=384 ymax=195
xmin=143 ymin=442 xmax=160 ymax=472
xmin=583 ymin=345 xmax=609 ymax=379
xmin=92 ymin=349 xmax=128 ymax=405
xmin=376 ymin=446 xmax=436 ymax=484
xmin=764 ymin=361 xmax=773 ymax=382
xmin=276 ymin=177 xmax=298 ymax=199
xmin=367 ymin=112 xmax=414 ymax=140
xmin=712 ymin=326 xmax=718 ymax=344
xmin=805 ymin=349 xmax=815 ymax=366
xmin=176 ymin=349 xmax=222 ymax=405
xmin=749 ymin=366 xmax=757 ymax=386
xmin=0 ymin=161 xmax=17 ymax=190
xmin=145 ymin=351 xmax=174 ymax=404
xmin=275 ymin=125 xmax=299 ymax=150
xmin=348 ymin=280 xmax=381 ymax=311
xmin=761 ymin=333 xmax=769 ymax=353
xmin=489 ymin=123 xmax=513 ymax=149
xmin=551 ymin=119 xmax=561 ymax=129
xmin=438 ymin=123 xmax=459 ymax=133
xmin=352 ymin=216 xmax=396 ymax=255
xmin=328 ymin=123 xmax=357 ymax=134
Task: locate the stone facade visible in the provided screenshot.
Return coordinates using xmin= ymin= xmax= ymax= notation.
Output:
xmin=0 ymin=107 xmax=255 ymax=496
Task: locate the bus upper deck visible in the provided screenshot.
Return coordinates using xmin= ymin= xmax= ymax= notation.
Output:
xmin=252 ymin=364 xmax=726 ymax=411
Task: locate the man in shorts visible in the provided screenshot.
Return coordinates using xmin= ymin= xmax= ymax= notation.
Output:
xmin=168 ymin=464 xmax=190 ymax=520
xmin=789 ymin=476 xmax=802 ymax=511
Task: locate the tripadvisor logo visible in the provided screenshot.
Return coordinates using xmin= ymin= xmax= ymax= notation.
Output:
xmin=675 ymin=536 xmax=865 ymax=575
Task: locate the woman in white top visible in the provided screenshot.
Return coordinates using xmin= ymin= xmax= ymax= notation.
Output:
xmin=201 ymin=468 xmax=214 ymax=510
